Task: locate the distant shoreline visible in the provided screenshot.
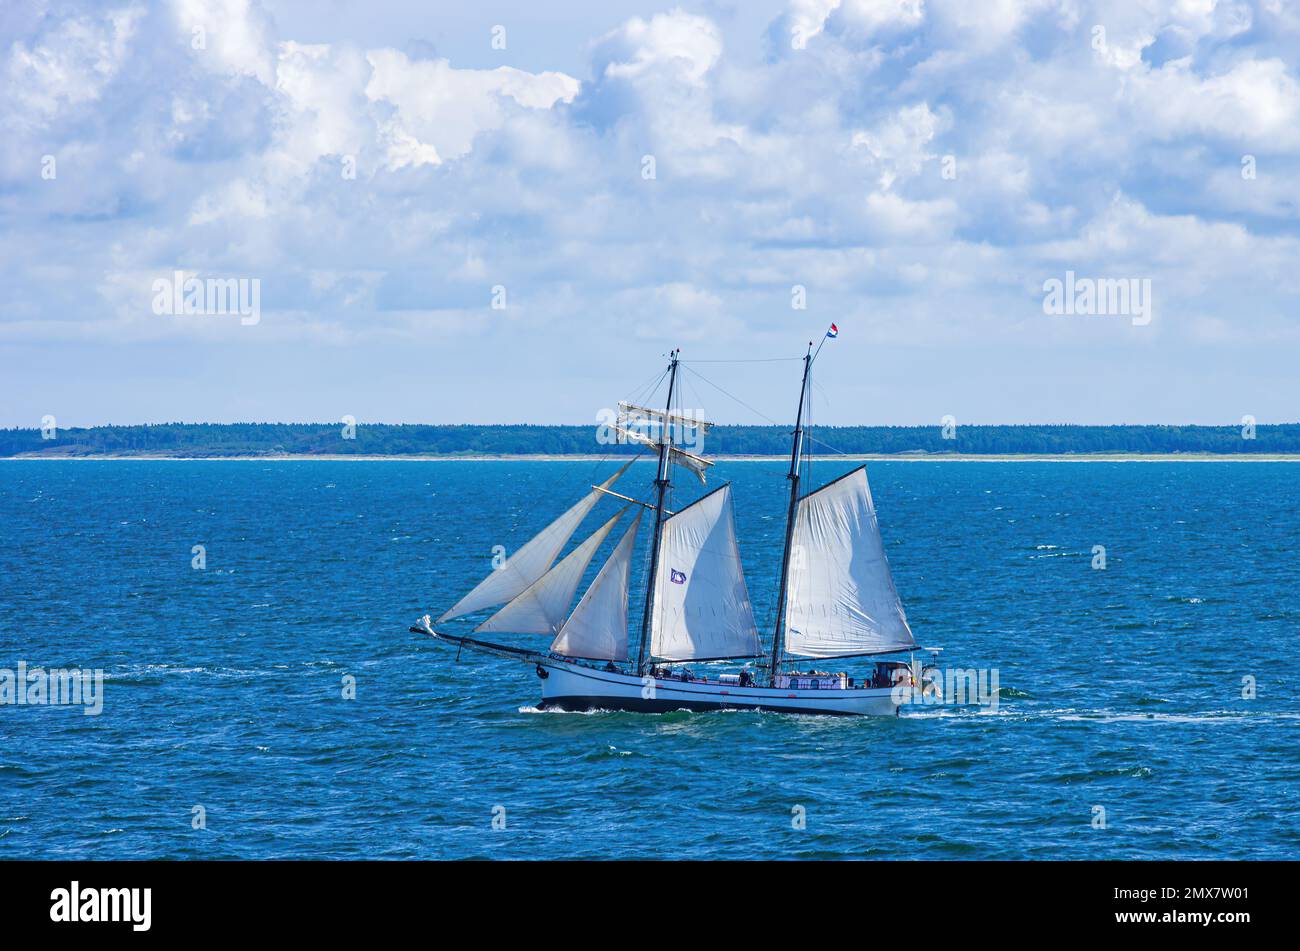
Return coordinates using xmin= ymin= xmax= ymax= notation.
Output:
xmin=6 ymin=453 xmax=1300 ymax=462
xmin=6 ymin=422 xmax=1298 ymax=458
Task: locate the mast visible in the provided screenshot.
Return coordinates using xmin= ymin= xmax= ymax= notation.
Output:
xmin=768 ymin=342 xmax=814 ymax=684
xmin=636 ymin=348 xmax=681 ymax=674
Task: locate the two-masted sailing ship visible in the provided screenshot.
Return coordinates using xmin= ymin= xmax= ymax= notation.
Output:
xmin=412 ymin=332 xmax=938 ymax=717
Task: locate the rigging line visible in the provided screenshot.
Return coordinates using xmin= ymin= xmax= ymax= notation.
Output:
xmin=686 ymin=362 xmax=860 ymax=462
xmin=681 ymin=366 xmax=784 ymax=428
xmin=798 ymin=380 xmax=853 ymax=461
xmin=680 ymin=358 xmax=803 ymax=364
xmin=587 ymin=448 xmax=652 ymax=490
xmin=605 ymin=369 xmax=673 ymax=483
xmin=623 ymin=366 xmax=671 ymax=413
xmin=584 ymin=417 xmax=651 ymax=487
xmin=806 ymin=362 xmax=814 ymax=489
xmin=805 ymin=431 xmax=853 ymax=457
xmin=680 ymin=372 xmax=713 ymax=449
xmin=620 ymin=368 xmax=672 ymax=426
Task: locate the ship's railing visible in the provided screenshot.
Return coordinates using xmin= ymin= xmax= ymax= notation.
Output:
xmin=773 ymin=674 xmax=853 ymax=690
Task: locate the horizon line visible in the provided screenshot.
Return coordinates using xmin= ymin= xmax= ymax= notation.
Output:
xmin=5 ymin=420 xmax=1299 ymax=431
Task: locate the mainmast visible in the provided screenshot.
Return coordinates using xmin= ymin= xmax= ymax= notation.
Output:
xmin=768 ymin=342 xmax=814 ymax=684
xmin=636 ymin=349 xmax=681 ymax=674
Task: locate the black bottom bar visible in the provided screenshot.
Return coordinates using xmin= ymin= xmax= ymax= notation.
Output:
xmin=0 ymin=860 xmax=1278 ymax=937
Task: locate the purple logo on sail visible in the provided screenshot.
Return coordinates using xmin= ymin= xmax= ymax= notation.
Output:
xmin=669 ymin=569 xmax=687 ymax=585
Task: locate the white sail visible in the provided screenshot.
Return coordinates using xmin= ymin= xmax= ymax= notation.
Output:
xmin=437 ymin=461 xmax=631 ymax=623
xmin=615 ymin=424 xmax=710 ymax=486
xmin=475 ymin=508 xmax=627 ymax=636
xmin=550 ymin=512 xmax=643 ymax=661
xmin=670 ymin=447 xmax=711 ymax=486
xmin=618 ymin=402 xmax=713 ymax=434
xmin=783 ymin=466 xmax=915 ymax=658
xmin=649 ymin=484 xmax=762 ymax=661
xmin=613 ymin=425 xmax=656 ymax=449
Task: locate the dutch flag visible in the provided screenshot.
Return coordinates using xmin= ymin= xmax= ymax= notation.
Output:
xmin=826 ymin=323 xmax=839 ymax=339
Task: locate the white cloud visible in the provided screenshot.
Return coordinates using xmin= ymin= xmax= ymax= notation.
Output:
xmin=364 ymin=50 xmax=579 ymax=168
xmin=789 ymin=0 xmax=844 ymax=46
xmin=272 ymin=42 xmax=372 ymax=169
xmin=925 ymin=0 xmax=1055 ymax=48
xmin=1126 ymin=56 xmax=1300 ymax=148
xmin=4 ymin=0 xmax=1300 ymax=425
xmin=599 ymin=11 xmax=723 ymax=86
xmin=172 ymin=0 xmax=274 ymax=83
xmin=188 ymin=178 xmax=269 ymax=224
xmin=3 ymin=4 xmax=143 ymax=124
xmin=789 ymin=0 xmax=925 ymax=47
xmin=864 ymin=190 xmax=960 ymax=240
xmin=839 ymin=0 xmax=926 ymax=34
xmin=851 ymin=102 xmax=945 ymax=189
xmin=624 ymin=283 xmax=744 ymax=341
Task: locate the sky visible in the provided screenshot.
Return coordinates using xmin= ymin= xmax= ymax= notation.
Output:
xmin=2 ymin=0 xmax=1298 ymax=428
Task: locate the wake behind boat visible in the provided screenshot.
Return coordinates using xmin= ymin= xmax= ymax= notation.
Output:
xmin=411 ymin=328 xmax=941 ymax=717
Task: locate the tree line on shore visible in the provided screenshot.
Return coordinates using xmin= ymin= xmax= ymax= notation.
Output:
xmin=2 ymin=422 xmax=1298 ymax=456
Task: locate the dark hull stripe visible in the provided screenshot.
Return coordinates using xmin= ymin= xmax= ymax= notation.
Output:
xmin=538 ymin=694 xmax=895 ymax=718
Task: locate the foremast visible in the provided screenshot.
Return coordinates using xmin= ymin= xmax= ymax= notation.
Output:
xmin=636 ymin=349 xmax=681 ymax=674
xmin=768 ymin=341 xmax=816 ymax=685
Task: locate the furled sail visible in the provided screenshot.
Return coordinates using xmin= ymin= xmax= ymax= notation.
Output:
xmin=437 ymin=461 xmax=631 ymax=623
xmin=613 ymin=425 xmax=656 ymax=449
xmin=550 ymin=511 xmax=643 ymax=661
xmin=475 ymin=508 xmax=627 ymax=636
xmin=618 ymin=402 xmax=713 ymax=434
xmin=649 ymin=484 xmax=762 ymax=661
xmin=614 ymin=424 xmax=711 ymax=486
xmin=782 ymin=466 xmax=915 ymax=657
xmin=669 ymin=446 xmax=711 ymax=486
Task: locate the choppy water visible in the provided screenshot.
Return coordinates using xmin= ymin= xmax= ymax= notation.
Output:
xmin=1 ymin=459 xmax=1297 ymax=859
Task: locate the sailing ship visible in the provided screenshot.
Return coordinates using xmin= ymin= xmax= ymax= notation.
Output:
xmin=412 ymin=334 xmax=939 ymax=717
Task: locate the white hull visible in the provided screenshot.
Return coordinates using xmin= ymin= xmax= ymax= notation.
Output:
xmin=537 ymin=657 xmax=904 ymax=717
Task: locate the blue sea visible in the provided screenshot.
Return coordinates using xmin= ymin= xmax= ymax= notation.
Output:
xmin=2 ymin=459 xmax=1297 ymax=860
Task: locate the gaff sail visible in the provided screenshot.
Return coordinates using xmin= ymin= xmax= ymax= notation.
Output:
xmin=437 ymin=461 xmax=632 ymax=623
xmin=782 ymin=467 xmax=915 ymax=658
xmin=649 ymin=484 xmax=762 ymax=661
xmin=475 ymin=508 xmax=627 ymax=636
xmin=550 ymin=511 xmax=643 ymax=661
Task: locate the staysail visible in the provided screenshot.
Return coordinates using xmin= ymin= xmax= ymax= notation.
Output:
xmin=437 ymin=461 xmax=631 ymax=623
xmin=649 ymin=484 xmax=762 ymax=661
xmin=475 ymin=508 xmax=627 ymax=636
xmin=550 ymin=511 xmax=643 ymax=661
xmin=782 ymin=466 xmax=915 ymax=657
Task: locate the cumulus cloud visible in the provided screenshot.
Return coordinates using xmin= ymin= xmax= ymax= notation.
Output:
xmin=851 ymin=102 xmax=946 ymax=189
xmin=597 ymin=10 xmax=722 ymax=85
xmin=365 ymin=50 xmax=580 ymax=168
xmin=1125 ymin=56 xmax=1300 ymax=148
xmin=173 ymin=0 xmax=274 ymax=83
xmin=3 ymin=4 xmax=143 ymax=124
xmin=2 ymin=0 xmax=1300 ymax=426
xmin=788 ymin=0 xmax=924 ymax=49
